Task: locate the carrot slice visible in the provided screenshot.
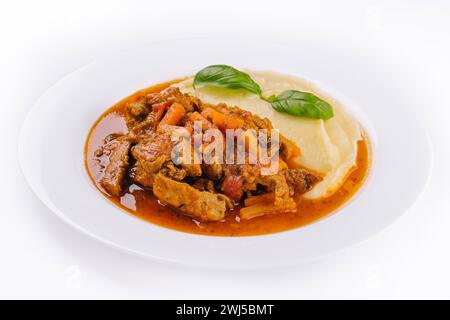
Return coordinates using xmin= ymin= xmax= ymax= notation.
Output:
xmin=201 ymin=108 xmax=244 ymax=130
xmin=240 ymin=198 xmax=297 ymax=220
xmin=158 ymin=102 xmax=186 ymax=129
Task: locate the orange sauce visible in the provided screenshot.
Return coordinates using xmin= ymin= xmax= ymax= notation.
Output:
xmin=85 ymin=80 xmax=371 ymax=236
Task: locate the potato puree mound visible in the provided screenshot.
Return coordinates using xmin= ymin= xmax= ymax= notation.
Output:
xmin=174 ymin=71 xmax=361 ymax=199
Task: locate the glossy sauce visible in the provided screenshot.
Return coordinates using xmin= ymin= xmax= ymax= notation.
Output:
xmin=85 ymin=80 xmax=371 ymax=236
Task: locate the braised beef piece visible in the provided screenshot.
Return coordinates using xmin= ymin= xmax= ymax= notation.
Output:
xmin=202 ymin=163 xmax=223 ymax=180
xmin=100 ymin=137 xmax=131 ymax=196
xmin=130 ymin=130 xmax=174 ymax=187
xmin=153 ymin=174 xmax=231 ymax=222
xmin=128 ymin=107 xmax=166 ymax=140
xmin=283 ymin=168 xmax=321 ymax=195
xmin=131 ymin=155 xmax=166 ymax=188
xmin=96 ymin=87 xmax=322 ymax=221
xmin=191 ymin=178 xmax=216 ymax=193
xmin=127 ymin=97 xmax=149 ymax=118
xmin=150 ymin=87 xmax=199 ymax=113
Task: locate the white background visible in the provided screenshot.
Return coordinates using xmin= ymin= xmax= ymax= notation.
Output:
xmin=1 ymin=0 xmax=449 ymax=299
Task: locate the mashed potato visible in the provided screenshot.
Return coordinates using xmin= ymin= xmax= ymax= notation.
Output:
xmin=174 ymin=71 xmax=362 ymax=199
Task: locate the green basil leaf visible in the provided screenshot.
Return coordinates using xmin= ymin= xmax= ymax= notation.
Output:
xmin=270 ymin=90 xmax=334 ymax=120
xmin=193 ymin=65 xmax=334 ymax=120
xmin=193 ymin=65 xmax=262 ymax=96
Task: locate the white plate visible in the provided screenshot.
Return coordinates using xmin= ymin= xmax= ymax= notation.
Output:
xmin=19 ymin=39 xmax=432 ymax=269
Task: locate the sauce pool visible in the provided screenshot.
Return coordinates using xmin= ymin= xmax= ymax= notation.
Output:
xmin=85 ymin=80 xmax=371 ymax=236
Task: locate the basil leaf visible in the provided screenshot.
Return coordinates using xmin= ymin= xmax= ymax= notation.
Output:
xmin=193 ymin=65 xmax=262 ymax=96
xmin=193 ymin=65 xmax=334 ymax=120
xmin=270 ymin=90 xmax=334 ymax=120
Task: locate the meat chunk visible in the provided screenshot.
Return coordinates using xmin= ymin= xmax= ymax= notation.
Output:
xmin=131 ymin=132 xmax=173 ymax=162
xmin=160 ymin=162 xmax=187 ymax=181
xmin=127 ymin=97 xmax=148 ymax=117
xmin=129 ymin=106 xmax=167 ymax=140
xmin=153 ymin=174 xmax=232 ymax=222
xmin=181 ymin=163 xmax=202 ymax=177
xmin=149 ymin=87 xmax=198 ymax=113
xmin=256 ymin=174 xmax=291 ymax=205
xmin=132 ymin=155 xmax=166 ymax=187
xmin=100 ymin=138 xmax=131 ymax=196
xmin=202 ymin=163 xmax=223 ymax=180
xmin=131 ymin=134 xmax=173 ymax=187
xmin=283 ymin=168 xmax=322 ymax=195
xmin=126 ymin=96 xmax=151 ymax=128
xmin=192 ymin=178 xmax=216 ymax=193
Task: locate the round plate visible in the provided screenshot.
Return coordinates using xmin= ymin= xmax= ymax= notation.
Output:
xmin=19 ymin=39 xmax=432 ymax=268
